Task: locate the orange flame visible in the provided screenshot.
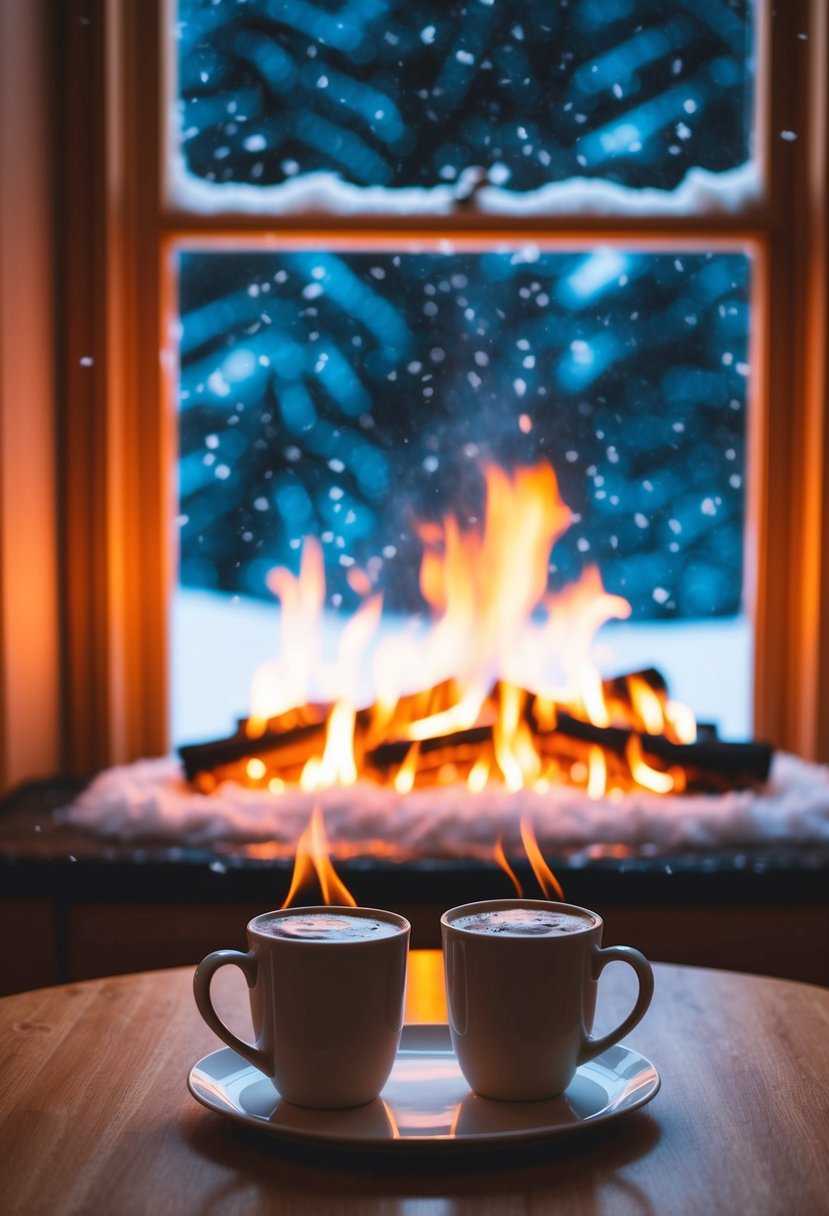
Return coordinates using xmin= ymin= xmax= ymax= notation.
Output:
xmin=245 ymin=757 xmax=267 ymax=782
xmin=252 ymin=465 xmax=631 ymax=754
xmin=586 ymin=745 xmax=607 ymax=800
xmin=519 ymin=816 xmax=565 ymax=900
xmin=404 ymin=689 xmax=484 ymax=742
xmin=467 ymin=756 xmax=490 ymax=792
xmin=666 ymin=699 xmax=697 ymax=744
xmin=492 ymin=684 xmax=541 ymax=791
xmin=300 ymin=700 xmax=358 ymax=790
xmin=249 ymin=537 xmax=383 ymax=734
xmin=222 ymin=459 xmax=701 ymax=802
xmin=418 ymin=464 xmax=572 ymax=696
xmin=394 ymin=743 xmax=420 ymax=794
xmin=281 ymin=804 xmax=357 ymax=908
xmin=627 ymin=675 xmax=665 ymax=735
xmin=626 ymin=735 xmax=675 ymax=794
xmin=248 ymin=538 xmax=326 ymax=733
xmin=493 ymin=834 xmax=524 ymax=896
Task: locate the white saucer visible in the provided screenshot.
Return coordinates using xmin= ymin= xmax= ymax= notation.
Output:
xmin=188 ymin=1024 xmax=660 ymax=1151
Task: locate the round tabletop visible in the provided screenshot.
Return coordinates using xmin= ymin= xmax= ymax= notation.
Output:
xmin=1 ymin=954 xmax=828 ymax=1216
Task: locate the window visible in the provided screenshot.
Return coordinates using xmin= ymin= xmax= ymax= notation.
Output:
xmin=170 ymin=0 xmax=759 ymax=746
xmin=38 ymin=0 xmax=829 ymax=781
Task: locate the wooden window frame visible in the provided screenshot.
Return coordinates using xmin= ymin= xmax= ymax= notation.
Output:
xmin=3 ymin=0 xmax=825 ymax=789
xmin=0 ymin=0 xmax=62 ymax=789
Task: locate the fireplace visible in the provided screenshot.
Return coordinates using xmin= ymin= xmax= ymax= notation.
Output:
xmin=1 ymin=773 xmax=828 ymax=996
xmin=2 ymin=459 xmax=827 ymax=997
xmin=70 ymin=458 xmax=787 ymax=866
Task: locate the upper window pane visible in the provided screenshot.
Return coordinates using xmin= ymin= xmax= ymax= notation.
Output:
xmin=173 ymin=0 xmax=757 ymax=214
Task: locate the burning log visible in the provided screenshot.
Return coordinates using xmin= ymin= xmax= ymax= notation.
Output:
xmin=179 ymin=719 xmax=330 ymax=783
xmin=181 ymin=676 xmax=497 ymax=783
xmin=177 ymin=664 xmax=772 ymax=798
xmin=180 ymin=680 xmax=466 ymax=782
xmin=603 ymin=667 xmax=667 ymax=699
xmin=177 ymin=467 xmax=771 ymax=802
xmin=542 ymin=712 xmax=772 ymax=792
xmin=365 ymin=715 xmax=770 ymax=793
xmin=365 ymin=726 xmax=493 ymax=774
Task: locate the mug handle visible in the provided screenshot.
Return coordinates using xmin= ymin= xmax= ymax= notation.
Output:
xmin=193 ymin=948 xmax=269 ymax=1075
xmin=578 ymin=945 xmax=655 ymax=1065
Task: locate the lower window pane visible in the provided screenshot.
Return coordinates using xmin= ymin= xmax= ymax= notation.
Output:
xmin=172 ymin=244 xmax=753 ymax=744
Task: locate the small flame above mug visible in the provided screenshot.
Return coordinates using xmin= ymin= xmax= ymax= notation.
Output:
xmin=441 ymin=898 xmax=654 ymax=1102
xmin=194 ymin=906 xmax=410 ymax=1109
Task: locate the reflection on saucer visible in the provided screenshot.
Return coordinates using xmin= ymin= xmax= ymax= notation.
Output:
xmin=381 ymin=1048 xmax=466 ymax=1137
xmin=270 ymin=1096 xmax=396 ymax=1140
xmin=455 ymin=1080 xmax=605 ymax=1136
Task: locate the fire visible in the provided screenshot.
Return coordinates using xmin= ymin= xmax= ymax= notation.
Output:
xmin=625 ymin=735 xmax=676 ymax=794
xmin=627 ymin=675 xmax=666 ymax=735
xmin=493 ymin=835 xmax=524 ymax=896
xmin=281 ymin=805 xmax=357 ymax=908
xmin=393 ymin=743 xmax=420 ymax=794
xmin=493 ymin=824 xmax=567 ymax=900
xmin=300 ymin=701 xmax=358 ymax=791
xmin=245 ymin=757 xmax=267 ymax=781
xmin=247 ymin=538 xmax=383 ymax=736
xmin=467 ymin=756 xmax=490 ymax=793
xmin=519 ymin=817 xmax=565 ymax=900
xmin=247 ymin=538 xmax=325 ymax=734
xmin=417 ymin=463 xmax=571 ymax=702
xmin=587 ymin=745 xmax=607 ymax=800
xmin=183 ymin=461 xmax=715 ymax=814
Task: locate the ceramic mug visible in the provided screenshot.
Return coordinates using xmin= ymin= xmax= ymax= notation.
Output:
xmin=441 ymin=898 xmax=654 ymax=1101
xmin=194 ymin=906 xmax=410 ymax=1108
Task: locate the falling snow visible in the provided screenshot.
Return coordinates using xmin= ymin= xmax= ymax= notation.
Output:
xmin=173 ymin=0 xmax=755 ymax=204
xmin=174 ymin=0 xmax=754 ymax=640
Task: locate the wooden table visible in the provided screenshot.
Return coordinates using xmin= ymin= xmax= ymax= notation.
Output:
xmin=1 ymin=954 xmax=828 ymax=1216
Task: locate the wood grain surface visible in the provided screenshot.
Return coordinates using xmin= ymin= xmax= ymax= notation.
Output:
xmin=1 ymin=954 xmax=828 ymax=1216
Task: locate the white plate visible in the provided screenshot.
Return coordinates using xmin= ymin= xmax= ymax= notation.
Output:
xmin=188 ymin=1024 xmax=660 ymax=1152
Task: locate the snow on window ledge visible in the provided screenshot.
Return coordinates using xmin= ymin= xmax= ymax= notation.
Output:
xmin=167 ymin=157 xmax=760 ymax=220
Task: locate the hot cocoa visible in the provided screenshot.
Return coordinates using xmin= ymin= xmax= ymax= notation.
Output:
xmin=450 ymin=906 xmax=596 ymax=937
xmin=256 ymin=911 xmax=402 ymax=942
